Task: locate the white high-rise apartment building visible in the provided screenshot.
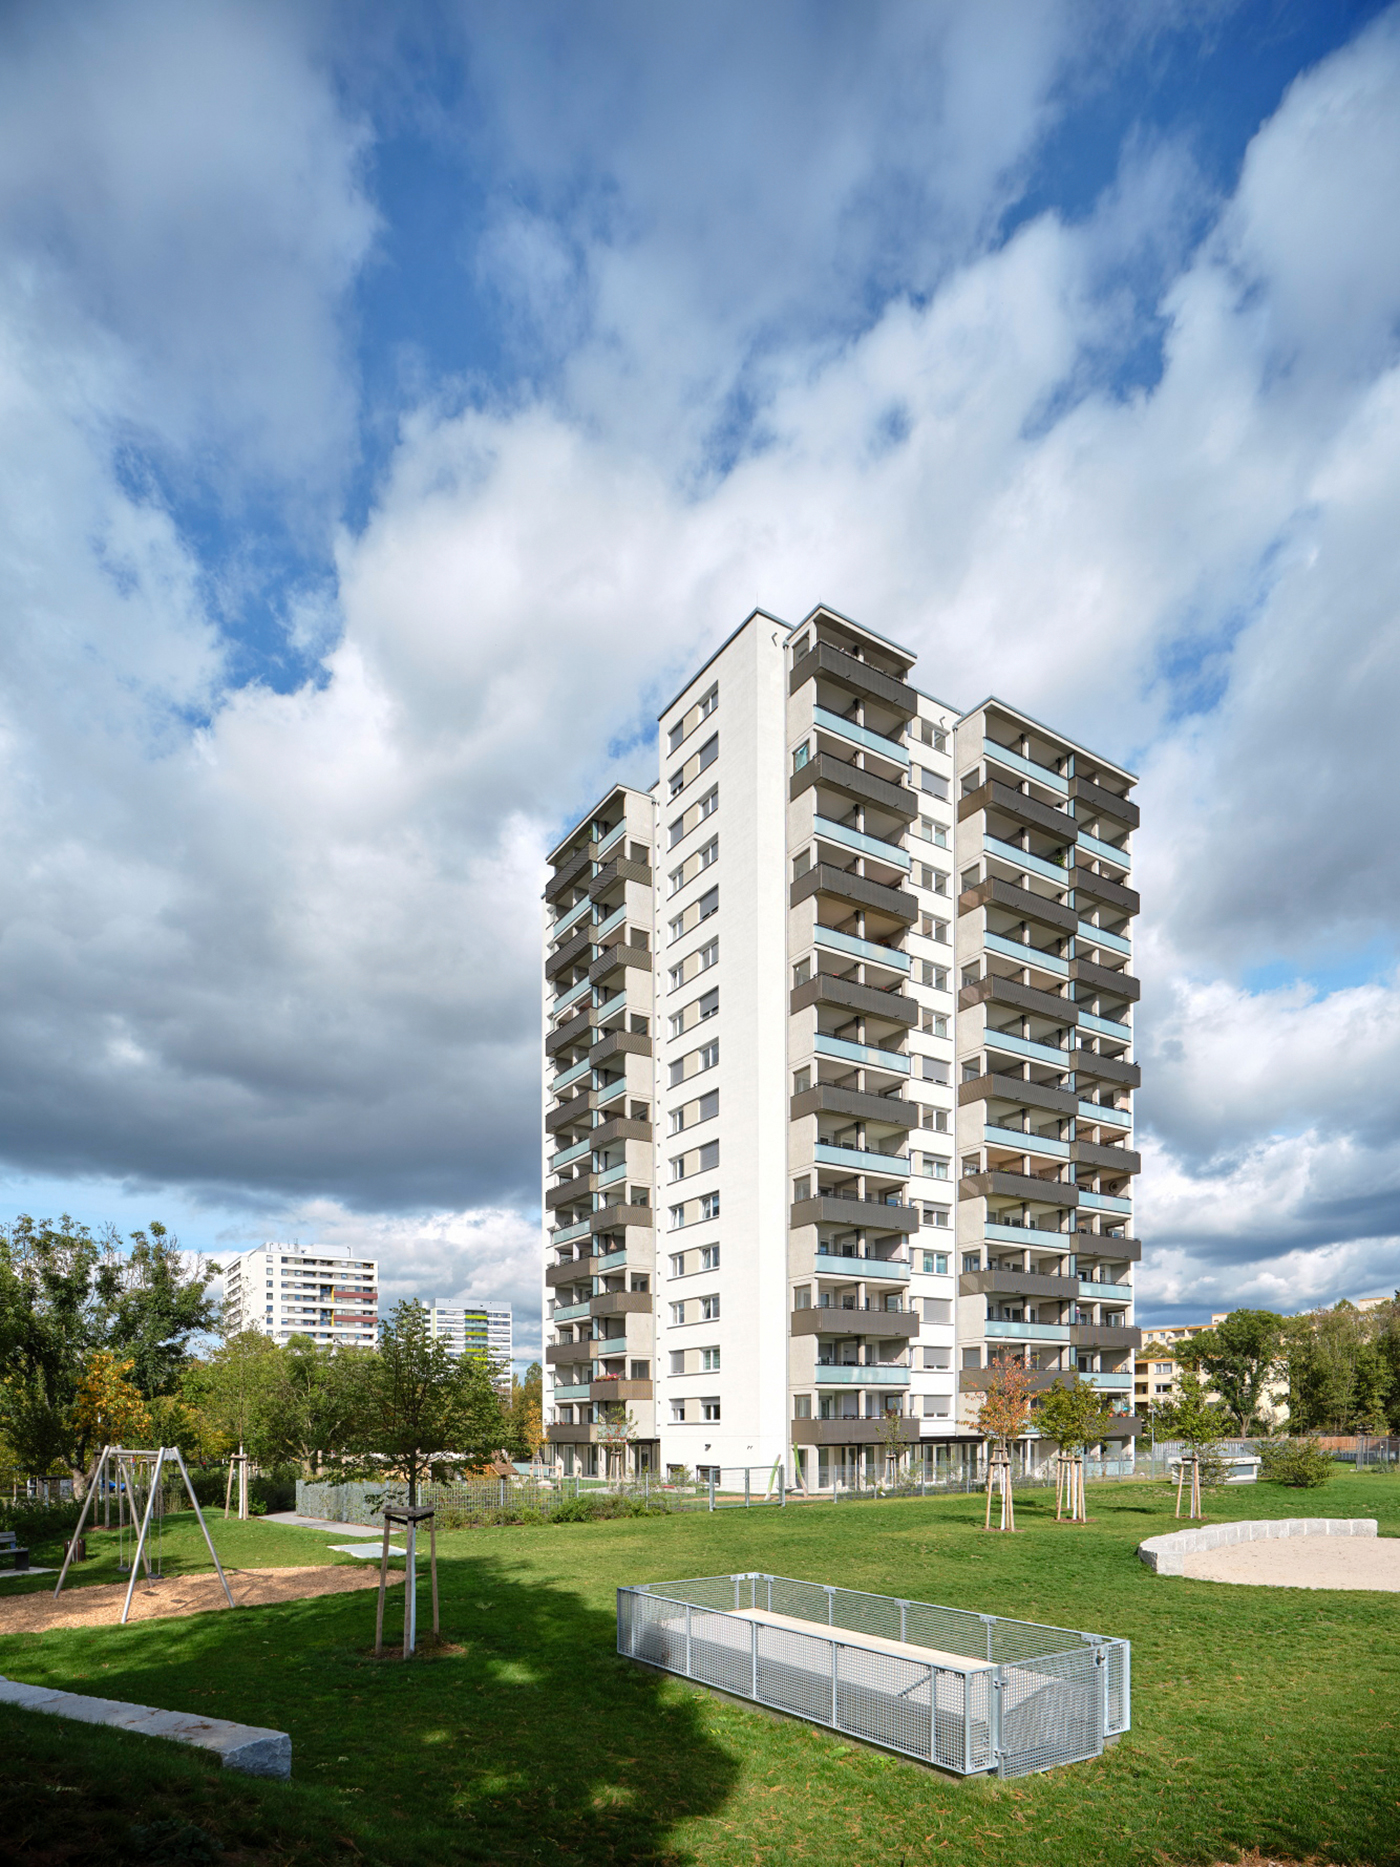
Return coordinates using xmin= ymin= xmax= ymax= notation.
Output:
xmin=222 ymin=1243 xmax=379 ymax=1347
xmin=542 ymin=607 xmax=1140 ymax=1486
xmin=426 ymin=1300 xmax=513 ymax=1381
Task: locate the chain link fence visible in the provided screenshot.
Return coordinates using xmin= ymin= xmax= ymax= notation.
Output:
xmin=619 ymin=1572 xmax=1129 ymax=1778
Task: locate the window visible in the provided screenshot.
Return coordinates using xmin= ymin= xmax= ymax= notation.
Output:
xmin=699 ymin=1191 xmax=720 ymax=1221
xmin=962 ymin=1347 xmax=982 ymax=1370
xmin=922 ymin=1395 xmax=950 ymax=1417
xmin=919 ymin=1056 xmax=949 ymax=1084
xmin=922 ymin=1204 xmax=950 ymax=1227
xmin=668 ymin=912 xmax=684 ymax=942
xmin=919 ymin=1106 xmax=949 ymax=1133
xmin=700 ymin=1293 xmax=720 ymax=1320
xmin=922 ymin=1297 xmax=952 ymax=1325
xmin=700 ymin=1244 xmax=720 ymax=1270
xmin=701 ymin=1346 xmax=721 ymax=1371
xmin=668 ymin=1350 xmax=685 ymax=1375
xmin=701 ymin=1397 xmax=721 ymax=1422
xmin=792 ymin=1175 xmax=811 ymax=1202
xmin=793 ymin=1394 xmax=812 ymax=1419
xmin=669 ymin=769 xmax=685 ymax=798
xmin=698 ymin=732 xmax=718 ymax=771
xmin=698 ymin=885 xmax=718 ymax=922
xmin=914 ymin=765 xmax=949 ymax=801
xmin=792 ymin=1283 xmax=810 ymax=1308
xmin=793 ymin=742 xmax=810 ymax=772
xmin=668 ymin=720 xmax=684 ymax=753
xmin=669 ymin=1301 xmax=687 ymax=1325
xmin=670 ymin=1399 xmax=687 ymax=1423
xmin=698 ymin=987 xmax=719 ymax=1021
xmin=921 ymin=1252 xmax=949 ymax=1275
xmin=963 ymin=1253 xmax=981 ymax=1273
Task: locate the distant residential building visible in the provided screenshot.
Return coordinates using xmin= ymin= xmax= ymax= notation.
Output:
xmin=222 ymin=1243 xmax=379 ymax=1348
xmin=426 ymin=1300 xmax=512 ymax=1384
xmin=1136 ymin=1313 xmax=1288 ymax=1426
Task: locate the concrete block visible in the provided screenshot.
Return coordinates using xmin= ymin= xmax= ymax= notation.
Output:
xmin=0 ymin=1676 xmax=290 ymax=1778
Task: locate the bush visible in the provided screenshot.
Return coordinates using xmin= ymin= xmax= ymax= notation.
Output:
xmin=548 ymin=1493 xmax=670 ymax=1524
xmin=0 ymin=1498 xmax=83 ymax=1543
xmin=1259 ymin=1439 xmax=1335 ymax=1488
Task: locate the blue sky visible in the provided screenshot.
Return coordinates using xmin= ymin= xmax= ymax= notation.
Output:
xmin=2 ymin=0 xmax=1400 ymax=1360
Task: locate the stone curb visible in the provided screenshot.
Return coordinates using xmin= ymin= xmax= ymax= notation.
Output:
xmin=0 ymin=1675 xmax=291 ymax=1776
xmin=1137 ymin=1518 xmax=1378 ymax=1577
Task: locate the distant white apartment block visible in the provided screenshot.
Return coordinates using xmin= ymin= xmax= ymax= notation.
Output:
xmin=426 ymin=1300 xmax=512 ymax=1378
xmin=222 ymin=1243 xmax=379 ymax=1347
xmin=542 ymin=606 xmax=1141 ymax=1485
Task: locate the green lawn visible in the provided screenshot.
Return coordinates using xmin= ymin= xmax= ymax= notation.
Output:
xmin=1 ymin=1475 xmax=1397 ymax=1866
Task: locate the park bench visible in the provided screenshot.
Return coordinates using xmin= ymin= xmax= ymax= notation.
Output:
xmin=0 ymin=1531 xmax=30 ymax=1572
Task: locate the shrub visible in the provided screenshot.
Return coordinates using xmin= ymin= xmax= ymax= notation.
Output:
xmin=548 ymin=1493 xmax=670 ymax=1524
xmin=1259 ymin=1439 xmax=1335 ymax=1488
xmin=0 ymin=1498 xmax=84 ymax=1543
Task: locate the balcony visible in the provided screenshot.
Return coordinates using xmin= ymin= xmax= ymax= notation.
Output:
xmin=960 ymin=972 xmax=1076 ymax=1027
xmin=981 ymin=738 xmax=1068 ymax=795
xmin=1077 ymin=1100 xmax=1131 ymax=1128
xmin=813 ymin=1032 xmax=910 ymax=1074
xmin=981 ymin=1028 xmax=1071 ymax=1070
xmin=1079 ymin=1010 xmax=1131 ymax=1044
xmin=959 ymin=779 xmax=1075 ymax=843
xmin=959 ymin=1268 xmax=1078 ymax=1301
xmin=589 ymin=1201 xmax=655 ymax=1234
xmin=812 ymin=705 xmax=910 ymax=767
xmin=589 ymin=1027 xmax=652 ymax=1066
xmin=790 ymin=641 xmax=918 ymax=716
xmin=1080 ymin=1371 xmax=1134 ymax=1391
xmin=1068 ymin=773 xmax=1138 ymax=829
xmin=792 ymin=751 xmax=917 ymax=821
xmin=545 ymin=1175 xmax=594 ymax=1212
xmin=552 ymin=1384 xmax=592 ymax=1401
xmin=1077 ymin=920 xmax=1131 ymax=956
xmin=959 ymin=1073 xmax=1078 ymax=1119
xmin=813 ymin=815 xmax=911 ymax=871
xmin=1070 ymin=1325 xmax=1140 ymax=1352
xmin=551 ymin=893 xmax=595 ymax=942
xmin=550 ymin=1055 xmax=592 ymax=1095
xmin=813 ymin=1247 xmax=913 ymax=1280
xmin=545 ymin=1010 xmax=592 ymax=1058
xmin=1071 ymin=1138 xmax=1141 ymax=1175
xmin=791 ymin=1417 xmax=920 ymax=1446
xmin=1068 ymin=861 xmax=1139 ymax=916
xmin=545 ymin=1341 xmax=594 ymax=1364
xmin=814 ymin=1364 xmax=911 ymax=1386
xmin=812 ymin=924 xmax=910 ymax=971
xmin=1076 ymin=831 xmax=1131 ymax=871
xmin=1077 ymin=1190 xmax=1133 ymax=1216
xmin=591 ymin=1114 xmax=653 ymax=1149
xmin=814 ymin=1142 xmax=910 ymax=1177
xmin=545 ymin=845 xmax=593 ymax=904
xmin=545 ymin=1091 xmax=592 ymax=1136
xmin=960 ymin=1170 xmax=1079 ymax=1209
xmin=590 ymin=1291 xmax=653 ymax=1319
xmin=545 ymin=926 xmax=593 ymax=982
xmin=791 ymin=863 xmax=918 ymax=926
xmin=986 ymin=1319 xmax=1070 ymax=1342
xmin=1074 ymin=1048 xmax=1141 ymax=1089
xmin=1073 ymin=1234 xmax=1143 ymax=1262
xmin=549 ymin=1218 xmax=593 ymax=1248
xmin=794 ymin=1195 xmax=919 ymax=1234
xmin=791 ymin=1306 xmax=920 ymax=1339
xmin=959 ymin=876 xmax=1077 ymax=936
xmin=1070 ymin=956 xmax=1140 ymax=1003
xmin=794 ymin=973 xmax=917 ymax=1027
xmin=983 ymin=1124 xmax=1070 ymax=1160
xmin=985 ymin=1220 xmax=1071 ymax=1245
xmin=589 ymin=941 xmax=652 ymax=987
xmin=549 ymin=1136 xmax=592 ymax=1172
xmin=984 ymin=835 xmax=1071 ymax=887
xmin=590 ymin=1379 xmax=654 ymax=1402
xmin=984 ymin=930 xmax=1069 ymax=976
xmin=790 ymin=1083 xmax=917 ymax=1130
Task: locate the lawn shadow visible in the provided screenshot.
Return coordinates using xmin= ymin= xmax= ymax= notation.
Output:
xmin=0 ymin=1549 xmax=740 ymax=1866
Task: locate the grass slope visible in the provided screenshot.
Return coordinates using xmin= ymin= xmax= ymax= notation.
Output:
xmin=0 ymin=1476 xmax=1397 ymax=1866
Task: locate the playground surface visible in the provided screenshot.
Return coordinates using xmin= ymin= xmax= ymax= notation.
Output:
xmin=0 ymin=1563 xmax=396 ymax=1634
xmin=1183 ymin=1533 xmax=1400 ymax=1590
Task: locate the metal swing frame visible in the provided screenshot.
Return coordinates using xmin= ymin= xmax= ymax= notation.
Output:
xmin=52 ymin=1445 xmax=236 ymax=1624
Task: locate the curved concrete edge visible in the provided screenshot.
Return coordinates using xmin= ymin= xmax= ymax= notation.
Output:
xmin=0 ymin=1675 xmax=291 ymax=1777
xmin=1138 ymin=1518 xmax=1378 ymax=1577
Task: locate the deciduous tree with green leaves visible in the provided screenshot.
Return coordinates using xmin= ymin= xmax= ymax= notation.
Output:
xmin=1175 ymin=1308 xmax=1286 ymax=1434
xmin=1034 ymin=1372 xmax=1113 ymax=1455
xmin=352 ymin=1300 xmax=507 ymax=1503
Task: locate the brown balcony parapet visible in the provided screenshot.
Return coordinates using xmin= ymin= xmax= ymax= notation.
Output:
xmin=591 ymin=1115 xmax=652 ymax=1148
xmin=1068 ymin=1324 xmax=1141 ymax=1351
xmin=791 ymin=863 xmax=918 ymax=925
xmin=789 ymin=640 xmax=918 ymax=716
xmin=589 ymin=1378 xmax=653 ymax=1401
xmin=590 ymin=1291 xmax=653 ymax=1317
xmin=959 ymin=1268 xmax=1079 ymax=1301
xmin=1068 ymin=861 xmax=1140 ymax=916
xmin=1070 ymin=1138 xmax=1142 ymax=1175
xmin=791 ymin=1195 xmax=920 ymax=1234
xmin=1074 ymin=1049 xmax=1141 ymax=1089
xmin=958 ymin=779 xmax=1075 ymax=842
xmin=791 ymin=752 xmax=917 ymax=822
xmin=960 ymin=1170 xmax=1079 ymax=1208
xmin=958 ymin=1073 xmax=1078 ymax=1118
xmin=790 ymin=1084 xmax=917 ymax=1129
xmin=589 ymin=1201 xmax=654 ymax=1233
xmin=960 ymin=974 xmax=1077 ymax=1025
xmin=958 ymin=876 xmax=1077 ymax=935
xmin=546 ymin=927 xmax=593 ymax=981
xmin=545 ymin=1176 xmax=596 ymax=1211
xmin=1070 ymin=956 xmax=1141 ymax=1002
xmin=1069 ymin=775 xmax=1139 ymax=830
xmin=590 ymin=1028 xmax=652 ymax=1065
xmin=588 ymin=941 xmax=652 ymax=987
xmin=791 ymin=973 xmax=918 ymax=1027
xmin=790 ymin=1418 xmax=921 ymax=1446
xmin=791 ymin=1307 xmax=920 ymax=1339
xmin=545 ymin=845 xmax=593 ymax=904
xmin=587 ymin=857 xmax=652 ymax=902
xmin=545 ymin=1011 xmax=592 ymax=1058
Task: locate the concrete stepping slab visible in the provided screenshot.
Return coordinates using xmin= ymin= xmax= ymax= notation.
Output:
xmin=0 ymin=1674 xmax=291 ymax=1776
xmin=328 ymin=1543 xmax=405 ymax=1558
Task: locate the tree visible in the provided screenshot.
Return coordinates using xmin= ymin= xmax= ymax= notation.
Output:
xmin=265 ymin=1336 xmax=373 ymax=1474
xmin=1284 ymin=1302 xmax=1396 ymax=1434
xmin=71 ymin=1353 xmax=151 ymax=1465
xmin=353 ymin=1301 xmax=506 ymax=1503
xmin=1175 ymin=1309 xmax=1285 ymax=1434
xmin=978 ymin=1356 xmax=1036 ymax=1452
xmin=1154 ymin=1374 xmax=1230 ymax=1488
xmin=98 ymin=1223 xmax=220 ymax=1399
xmin=1035 ymin=1373 xmax=1113 ymax=1455
xmin=1259 ymin=1439 xmax=1334 ymax=1488
xmin=596 ymin=1402 xmax=639 ymax=1484
xmin=504 ymin=1363 xmax=545 ymax=1466
xmin=187 ymin=1330 xmax=285 ymax=1464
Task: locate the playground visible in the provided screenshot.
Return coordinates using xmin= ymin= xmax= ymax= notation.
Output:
xmin=0 ymin=1471 xmax=1395 ymax=1867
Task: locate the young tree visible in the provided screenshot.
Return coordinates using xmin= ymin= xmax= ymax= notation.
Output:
xmin=188 ymin=1330 xmax=285 ymax=1464
xmin=266 ymin=1336 xmax=373 ymax=1474
xmin=978 ymin=1356 xmax=1036 ymax=1453
xmin=1154 ymin=1374 xmax=1230 ymax=1488
xmin=1175 ymin=1309 xmax=1285 ymax=1434
xmin=71 ymin=1352 xmax=151 ymax=1466
xmin=354 ymin=1301 xmax=506 ymax=1503
xmin=504 ymin=1363 xmax=545 ymax=1466
xmin=1035 ymin=1372 xmax=1113 ymax=1456
xmin=0 ymin=1215 xmax=109 ymax=1487
xmin=596 ymin=1401 xmax=639 ymax=1484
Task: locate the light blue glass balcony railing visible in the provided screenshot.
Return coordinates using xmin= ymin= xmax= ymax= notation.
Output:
xmin=597 ymin=1162 xmax=627 ymax=1187
xmin=595 ymin=902 xmax=627 ymax=939
xmin=1077 ymin=921 xmax=1131 ymax=956
xmin=984 ymin=834 xmax=1071 ymax=885
xmin=552 ymin=894 xmax=594 ymax=941
xmin=814 ymin=705 xmax=911 ymax=766
xmin=1077 ymin=832 xmax=1130 ymax=870
xmin=814 ymin=815 xmax=911 ymax=871
xmin=552 ymin=1384 xmax=592 ymax=1400
xmin=815 ymin=1142 xmax=911 ymax=1177
xmin=982 ymin=1028 xmax=1070 ymax=1068
xmin=814 ymin=1250 xmax=912 ymax=1282
xmin=1079 ymin=1011 xmax=1131 ymax=1044
xmin=813 ymin=1364 xmax=911 ymax=1386
xmin=986 ymin=1319 xmax=1070 ymax=1341
xmin=984 ymin=1220 xmax=1071 ymax=1246
xmin=596 ymin=1249 xmax=629 ymax=1272
xmin=1078 ymin=1101 xmax=1131 ymax=1128
xmin=552 ymin=974 xmax=592 ymax=1017
xmin=551 ymin=1055 xmax=593 ymax=1094
xmin=1079 ymin=1280 xmax=1132 ymax=1299
xmin=982 ymin=739 xmax=1068 ymax=794
xmin=550 ymin=1300 xmax=592 ymax=1322
xmin=1078 ymin=1190 xmax=1133 ymax=1215
xmin=593 ymin=987 xmax=627 ymax=1020
xmin=549 ymin=1218 xmax=593 ymax=1246
xmin=594 ymin=1080 xmax=628 ymax=1111
xmin=813 ymin=925 xmax=911 ymax=971
xmin=595 ymin=823 xmax=626 ymax=859
xmin=815 ymin=1033 xmax=911 ymax=1073
xmin=1081 ymin=1371 xmax=1133 ymax=1391
xmin=549 ymin=1137 xmax=592 ymax=1171
xmin=983 ymin=1124 xmax=1070 ymax=1159
xmin=984 ymin=930 xmax=1069 ymax=976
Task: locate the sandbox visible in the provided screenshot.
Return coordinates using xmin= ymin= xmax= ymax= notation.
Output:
xmin=1138 ymin=1518 xmax=1398 ymax=1589
xmin=0 ymin=1564 xmax=399 ymax=1634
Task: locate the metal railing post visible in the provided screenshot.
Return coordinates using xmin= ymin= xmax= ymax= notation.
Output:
xmin=751 ymin=1619 xmax=758 ymax=1700
xmin=709 ymin=1472 xmax=716 ymax=1512
xmin=685 ymin=1603 xmax=693 ymax=1677
xmin=830 ymin=1638 xmax=839 ymax=1727
xmin=745 ymin=1468 xmax=750 ymax=1508
xmin=991 ymin=1666 xmax=1004 ymax=1772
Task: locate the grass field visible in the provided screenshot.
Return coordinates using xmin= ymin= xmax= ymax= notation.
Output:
xmin=1 ymin=1473 xmax=1397 ymax=1866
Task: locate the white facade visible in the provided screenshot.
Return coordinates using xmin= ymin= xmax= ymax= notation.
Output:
xmin=541 ymin=606 xmax=1141 ymax=1483
xmin=221 ymin=1242 xmax=379 ymax=1347
xmin=426 ymin=1300 xmax=512 ymax=1375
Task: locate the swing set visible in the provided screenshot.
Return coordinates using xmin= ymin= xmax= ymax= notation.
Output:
xmin=52 ymin=1446 xmax=236 ymax=1625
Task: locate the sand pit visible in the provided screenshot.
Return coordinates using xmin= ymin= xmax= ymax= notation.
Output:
xmin=1182 ymin=1536 xmax=1400 ymax=1590
xmin=0 ymin=1564 xmax=400 ymax=1635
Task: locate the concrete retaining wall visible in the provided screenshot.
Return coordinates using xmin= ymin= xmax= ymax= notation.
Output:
xmin=1138 ymin=1517 xmax=1378 ymax=1577
xmin=0 ymin=1675 xmax=291 ymax=1776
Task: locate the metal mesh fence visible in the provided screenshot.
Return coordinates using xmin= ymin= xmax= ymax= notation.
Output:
xmin=620 ymin=1573 xmax=1128 ymax=1777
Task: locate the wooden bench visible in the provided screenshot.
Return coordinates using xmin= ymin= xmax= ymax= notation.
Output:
xmin=0 ymin=1531 xmax=30 ymax=1571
